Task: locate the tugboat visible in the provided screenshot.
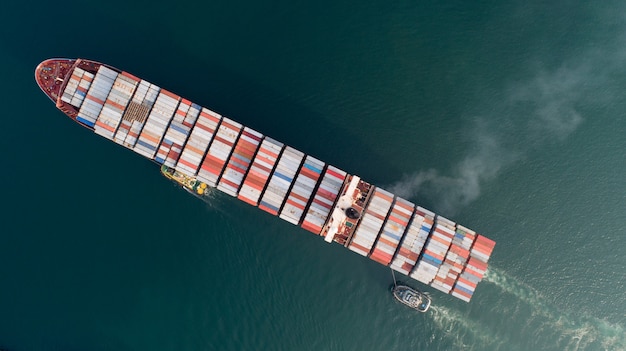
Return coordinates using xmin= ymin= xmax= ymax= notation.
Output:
xmin=392 ymin=284 xmax=431 ymax=312
xmin=160 ymin=165 xmax=210 ymax=199
xmin=391 ymin=269 xmax=431 ymax=312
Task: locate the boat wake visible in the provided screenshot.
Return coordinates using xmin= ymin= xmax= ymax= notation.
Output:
xmin=430 ymin=305 xmax=517 ymax=351
xmin=483 ymin=267 xmax=626 ymax=351
xmin=427 ymin=267 xmax=625 ymax=351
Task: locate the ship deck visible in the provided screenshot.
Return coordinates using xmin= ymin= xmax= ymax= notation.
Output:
xmin=35 ymin=59 xmax=75 ymax=103
xmin=35 ymin=58 xmax=106 ymax=123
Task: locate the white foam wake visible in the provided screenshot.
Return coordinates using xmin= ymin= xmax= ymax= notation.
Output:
xmin=484 ymin=267 xmax=626 ymax=351
xmin=430 ymin=304 xmax=516 ymax=351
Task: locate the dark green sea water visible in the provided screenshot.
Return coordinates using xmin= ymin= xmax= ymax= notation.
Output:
xmin=1 ymin=1 xmax=625 ymax=350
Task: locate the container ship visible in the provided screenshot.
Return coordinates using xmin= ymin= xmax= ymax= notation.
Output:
xmin=35 ymin=58 xmax=495 ymax=303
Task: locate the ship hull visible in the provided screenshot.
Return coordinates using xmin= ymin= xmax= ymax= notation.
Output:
xmin=35 ymin=58 xmax=496 ymax=303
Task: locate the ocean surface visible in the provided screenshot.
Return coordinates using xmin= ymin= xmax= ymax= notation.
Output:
xmin=1 ymin=1 xmax=625 ymax=350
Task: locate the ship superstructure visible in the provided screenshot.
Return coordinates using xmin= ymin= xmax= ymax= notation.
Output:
xmin=35 ymin=58 xmax=495 ymax=302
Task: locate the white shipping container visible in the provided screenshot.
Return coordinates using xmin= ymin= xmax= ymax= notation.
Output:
xmin=416 ymin=206 xmax=435 ymax=218
xmin=63 ymin=78 xmax=79 ymax=97
xmin=433 ymin=232 xmax=453 ymax=244
xmin=69 ymin=96 xmax=84 ymax=107
xmin=348 ymin=245 xmax=370 ymax=257
xmin=98 ymin=66 xmax=118 ymax=79
xmin=457 ymin=225 xmax=476 ymax=235
xmin=73 ymin=67 xmax=86 ymax=76
xmin=430 ymin=283 xmax=451 ymax=294
xmin=435 ymin=224 xmax=455 ymax=236
xmin=451 ymin=291 xmax=471 ymax=302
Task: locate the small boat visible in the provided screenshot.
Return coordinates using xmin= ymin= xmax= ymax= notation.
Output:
xmin=160 ymin=165 xmax=210 ymax=199
xmin=392 ymin=284 xmax=431 ymax=312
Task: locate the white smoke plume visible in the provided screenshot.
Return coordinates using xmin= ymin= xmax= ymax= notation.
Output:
xmin=388 ymin=54 xmax=614 ymax=215
xmin=388 ymin=122 xmax=519 ymax=214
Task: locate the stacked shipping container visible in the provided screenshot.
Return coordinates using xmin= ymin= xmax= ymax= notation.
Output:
xmin=369 ymin=197 xmax=414 ymax=265
xmin=114 ymin=80 xmax=160 ymax=148
xmin=451 ymin=234 xmax=495 ymax=302
xmin=197 ymin=117 xmax=242 ymax=186
xmin=61 ymin=67 xmax=93 ymax=109
xmin=175 ymin=108 xmax=222 ymax=176
xmin=347 ymin=188 xmax=394 ymax=256
xmin=389 ymin=207 xmax=435 ymax=275
xmin=441 ymin=225 xmax=474 ymax=301
xmin=60 ymin=67 xmax=81 ymax=106
xmin=72 ymin=71 xmax=93 ymax=108
xmin=155 ymin=99 xmax=201 ymax=167
xmin=134 ymin=90 xmax=180 ymax=159
xmin=94 ymin=72 xmax=139 ymax=140
xmin=76 ymin=66 xmax=118 ymax=127
xmin=237 ymin=138 xmax=283 ymax=206
xmin=301 ymin=166 xmax=346 ymax=235
xmin=217 ymin=127 xmax=263 ymax=196
xmin=411 ymin=217 xmax=453 ymax=285
xmin=279 ymin=156 xmax=325 ymax=225
xmin=259 ymin=147 xmax=304 ymax=215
